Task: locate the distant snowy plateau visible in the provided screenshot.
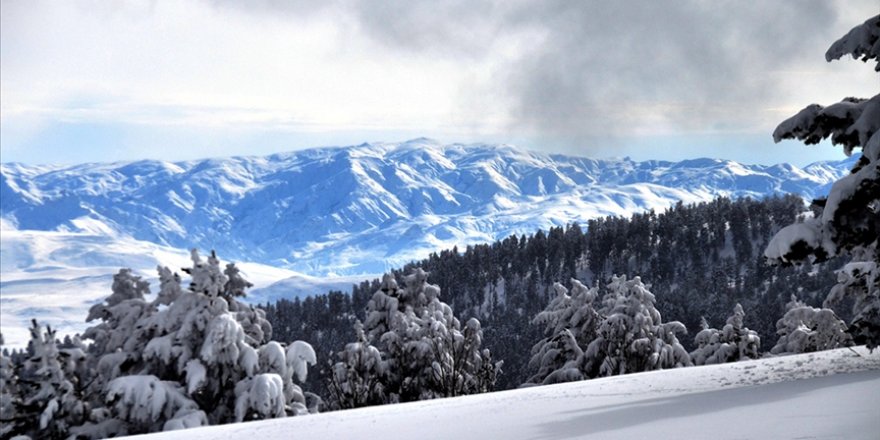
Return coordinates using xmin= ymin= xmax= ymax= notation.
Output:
xmin=0 ymin=139 xmax=856 ymax=345
xmin=138 ymin=347 xmax=880 ymax=440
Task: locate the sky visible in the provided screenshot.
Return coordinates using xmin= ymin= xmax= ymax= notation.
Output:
xmin=1 ymin=0 xmax=877 ymax=166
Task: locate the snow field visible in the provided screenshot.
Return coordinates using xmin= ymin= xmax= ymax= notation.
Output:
xmin=0 ymin=227 xmax=334 ymax=347
xmin=133 ymin=346 xmax=880 ymax=440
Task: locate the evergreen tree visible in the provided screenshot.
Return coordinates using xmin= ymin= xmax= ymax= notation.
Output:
xmin=326 ymin=322 xmax=386 ymax=410
xmin=333 ymin=269 xmax=499 ymax=407
xmin=771 ymin=296 xmax=852 ymax=354
xmin=81 ymin=268 xmax=153 ymax=400
xmin=17 ymin=320 xmax=87 ymax=439
xmin=690 ymin=304 xmax=761 ymax=365
xmin=765 ymin=14 xmax=880 ymax=350
xmin=0 ymin=334 xmax=23 ymax=438
xmin=524 ymin=279 xmax=600 ymax=385
xmin=70 ymin=250 xmax=317 ymax=438
xmin=582 ymin=275 xmax=691 ymax=378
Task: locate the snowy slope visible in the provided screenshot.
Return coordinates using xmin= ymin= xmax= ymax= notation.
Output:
xmin=0 ymin=218 xmax=350 ymax=347
xmin=0 ymin=139 xmax=855 ymax=276
xmin=133 ymin=347 xmax=880 ymax=440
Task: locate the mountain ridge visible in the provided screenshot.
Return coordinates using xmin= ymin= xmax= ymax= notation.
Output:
xmin=0 ymin=139 xmax=856 ymax=275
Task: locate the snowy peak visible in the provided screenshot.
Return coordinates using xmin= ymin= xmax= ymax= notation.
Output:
xmin=0 ymin=141 xmax=854 ymax=275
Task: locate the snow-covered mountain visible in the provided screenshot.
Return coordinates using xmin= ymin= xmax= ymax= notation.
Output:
xmin=0 ymin=219 xmax=336 ymax=346
xmin=0 ymin=138 xmax=855 ymax=276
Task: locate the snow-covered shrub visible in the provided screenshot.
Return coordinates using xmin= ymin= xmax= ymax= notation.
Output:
xmin=765 ymin=14 xmax=880 ymax=350
xmin=771 ymin=296 xmax=852 ymax=355
xmin=582 ymin=275 xmax=692 ymax=378
xmin=251 ymin=340 xmax=317 ymax=417
xmin=523 ymin=280 xmax=600 ymax=385
xmin=234 ymin=374 xmax=286 ymax=422
xmin=690 ymin=304 xmax=761 ymax=365
xmin=330 ymin=269 xmax=499 ymax=407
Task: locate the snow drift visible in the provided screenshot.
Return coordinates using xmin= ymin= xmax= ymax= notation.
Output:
xmin=131 ymin=346 xmax=880 ymax=440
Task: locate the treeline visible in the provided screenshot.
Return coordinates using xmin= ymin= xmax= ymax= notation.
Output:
xmin=0 ymin=195 xmax=857 ymax=438
xmin=264 ymin=194 xmax=843 ymax=392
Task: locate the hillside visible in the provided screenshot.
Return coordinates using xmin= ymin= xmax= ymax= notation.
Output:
xmin=133 ymin=347 xmax=880 ymax=440
xmin=265 ymin=196 xmax=845 ymax=392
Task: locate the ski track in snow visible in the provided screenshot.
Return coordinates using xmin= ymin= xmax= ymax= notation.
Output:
xmin=132 ymin=347 xmax=880 ymax=440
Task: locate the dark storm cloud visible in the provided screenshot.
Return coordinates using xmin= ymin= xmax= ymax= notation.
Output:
xmin=210 ymin=0 xmax=865 ymax=149
xmin=348 ymin=1 xmax=840 ymax=142
xmin=499 ymin=1 xmax=839 ymax=142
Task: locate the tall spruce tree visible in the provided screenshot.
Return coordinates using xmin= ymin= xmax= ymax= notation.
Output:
xmin=329 ymin=270 xmax=498 ymax=407
xmin=765 ymin=14 xmax=880 ymax=350
xmin=523 ymin=279 xmax=600 ymax=385
xmin=582 ymin=275 xmax=691 ymax=378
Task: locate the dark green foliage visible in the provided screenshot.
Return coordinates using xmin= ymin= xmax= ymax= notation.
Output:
xmin=263 ymin=195 xmax=841 ymax=395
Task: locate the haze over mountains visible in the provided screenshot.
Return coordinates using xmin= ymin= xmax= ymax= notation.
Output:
xmin=0 ymin=138 xmax=854 ymax=276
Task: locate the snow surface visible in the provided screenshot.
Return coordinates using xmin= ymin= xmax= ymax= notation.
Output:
xmin=131 ymin=347 xmax=880 ymax=440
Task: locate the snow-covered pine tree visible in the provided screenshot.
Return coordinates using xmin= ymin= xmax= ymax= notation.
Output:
xmin=0 ymin=334 xmax=24 ymax=439
xmin=326 ymin=321 xmax=387 ymax=410
xmin=771 ymin=295 xmax=852 ymax=355
xmin=81 ymin=268 xmax=154 ymax=399
xmin=235 ymin=340 xmax=318 ymax=421
xmin=690 ymin=304 xmax=761 ymax=365
xmin=582 ymin=275 xmax=691 ymax=378
xmin=764 ymin=14 xmax=880 ymax=350
xmin=427 ymin=315 xmax=498 ymax=398
xmin=15 ymin=320 xmax=87 ymax=439
xmin=824 ymin=257 xmax=880 ymax=350
xmin=523 ymin=279 xmax=600 ymax=385
xmin=71 ymin=250 xmax=317 ymax=438
xmin=691 ymin=317 xmax=723 ymax=366
xmin=343 ymin=269 xmax=498 ymax=406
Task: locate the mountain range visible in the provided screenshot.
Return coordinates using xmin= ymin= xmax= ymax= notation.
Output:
xmin=0 ymin=138 xmax=854 ymax=276
xmin=0 ymin=139 xmax=855 ymax=345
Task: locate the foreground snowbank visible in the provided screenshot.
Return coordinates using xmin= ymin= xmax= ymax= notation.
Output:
xmin=133 ymin=347 xmax=880 ymax=440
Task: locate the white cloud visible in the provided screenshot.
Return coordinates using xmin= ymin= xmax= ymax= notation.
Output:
xmin=0 ymin=1 xmax=509 ymax=137
xmin=1 ymin=0 xmax=877 ymax=164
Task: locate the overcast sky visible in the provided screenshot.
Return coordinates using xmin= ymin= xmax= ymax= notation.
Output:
xmin=1 ymin=0 xmax=877 ymax=166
